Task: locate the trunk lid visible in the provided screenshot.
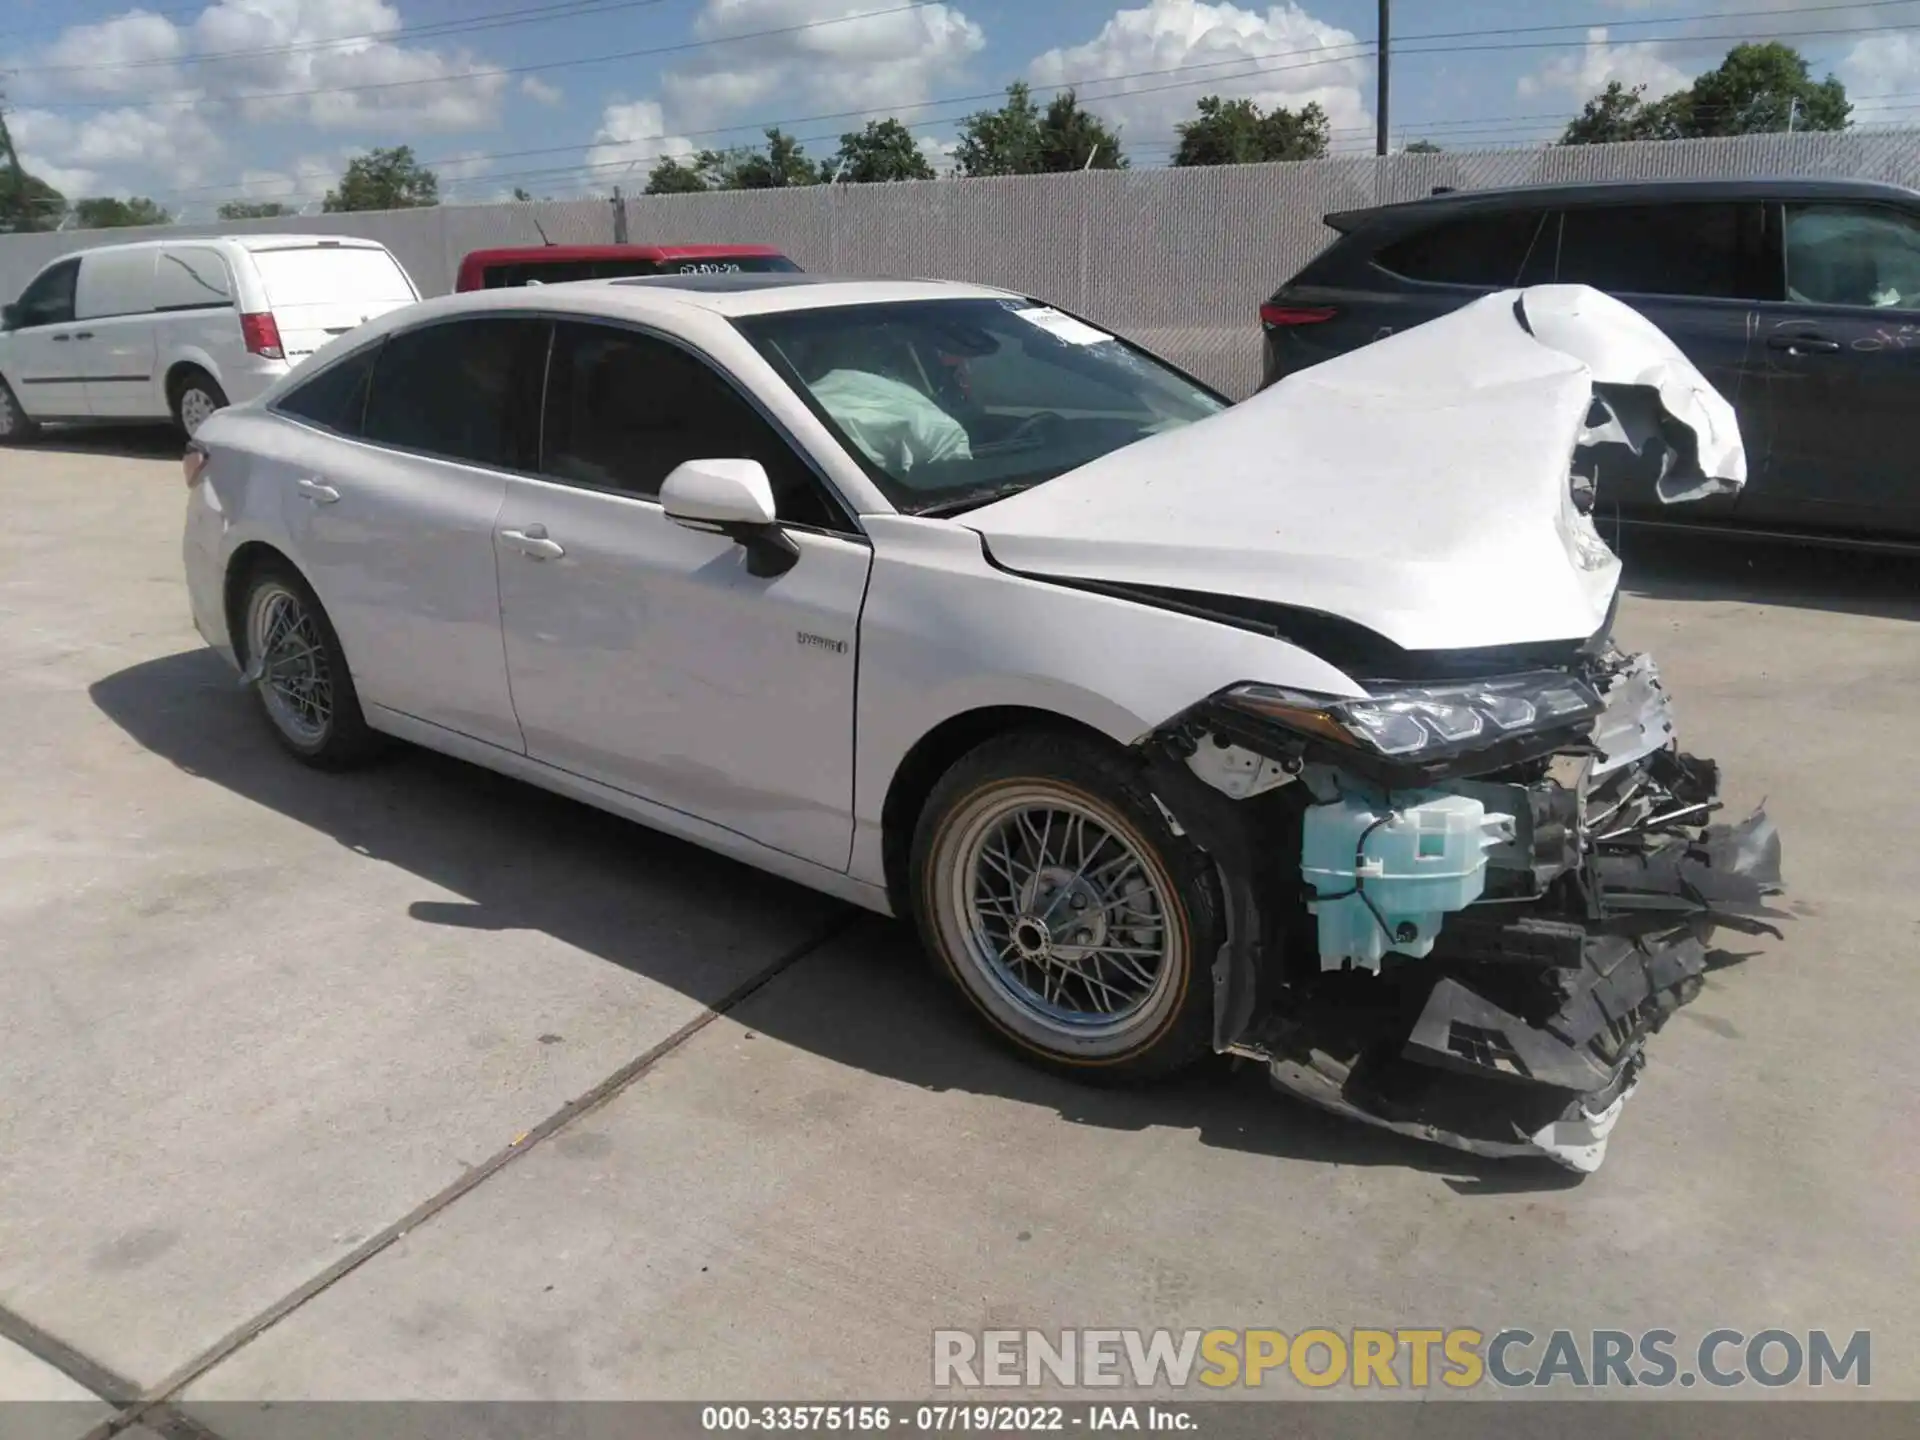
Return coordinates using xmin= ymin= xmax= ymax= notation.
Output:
xmin=250 ymin=245 xmax=419 ymax=362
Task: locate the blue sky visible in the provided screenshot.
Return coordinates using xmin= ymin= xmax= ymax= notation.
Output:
xmin=3 ymin=1 xmax=1917 ymax=217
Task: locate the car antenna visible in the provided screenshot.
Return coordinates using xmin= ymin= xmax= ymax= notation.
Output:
xmin=531 ymin=214 xmax=554 ymax=247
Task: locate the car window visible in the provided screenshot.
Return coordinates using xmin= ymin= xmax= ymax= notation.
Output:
xmin=1374 ymin=211 xmax=1550 ymax=288
xmin=11 ymin=259 xmax=79 ymax=329
xmin=362 ymin=318 xmax=548 ymax=470
xmin=735 ymin=298 xmax=1226 ymax=514
xmin=153 ymin=247 xmax=235 ymax=312
xmin=276 ymin=342 xmax=380 ymax=435
xmin=1556 ymin=202 xmax=1773 ymax=300
xmin=251 ymin=246 xmax=416 ymax=307
xmin=1784 ymin=204 xmax=1920 ymax=309
xmin=540 ymin=320 xmax=842 ymax=530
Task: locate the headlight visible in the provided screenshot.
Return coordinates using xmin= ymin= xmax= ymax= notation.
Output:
xmin=1221 ymin=671 xmax=1603 ymax=761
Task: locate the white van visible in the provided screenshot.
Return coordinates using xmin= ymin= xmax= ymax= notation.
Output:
xmin=0 ymin=235 xmax=420 ymax=441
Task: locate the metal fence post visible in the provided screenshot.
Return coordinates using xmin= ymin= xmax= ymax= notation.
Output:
xmin=612 ymin=187 xmax=628 ymax=244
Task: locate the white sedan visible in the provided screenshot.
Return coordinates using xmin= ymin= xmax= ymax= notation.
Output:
xmin=182 ymin=274 xmax=1784 ymax=1172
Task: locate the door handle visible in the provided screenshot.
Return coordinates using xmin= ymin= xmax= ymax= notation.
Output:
xmin=295 ymin=478 xmax=340 ymax=504
xmin=51 ymin=333 xmax=69 ymax=342
xmin=71 ymin=331 xmax=92 ymax=340
xmin=501 ymin=527 xmax=565 ymax=560
xmin=1767 ymin=333 xmax=1841 ymax=354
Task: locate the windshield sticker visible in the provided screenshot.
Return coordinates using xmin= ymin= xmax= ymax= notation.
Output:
xmin=1010 ymin=306 xmax=1111 ymax=346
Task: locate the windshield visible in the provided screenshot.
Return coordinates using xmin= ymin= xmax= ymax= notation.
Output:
xmin=734 ymin=298 xmax=1227 ymax=513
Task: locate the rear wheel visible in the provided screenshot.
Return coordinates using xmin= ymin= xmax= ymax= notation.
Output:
xmin=172 ymin=368 xmax=228 ymax=437
xmin=0 ymin=378 xmax=39 ymax=444
xmin=238 ymin=559 xmax=383 ymax=768
xmin=910 ymin=732 xmax=1220 ymax=1081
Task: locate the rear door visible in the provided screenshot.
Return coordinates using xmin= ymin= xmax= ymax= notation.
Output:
xmin=74 ymin=246 xmax=162 ymax=418
xmin=278 ymin=316 xmax=545 ymax=752
xmin=1550 ymin=200 xmax=1773 ymax=524
xmin=1756 ymin=200 xmax=1920 ymax=536
xmin=2 ymin=258 xmax=87 ymax=416
xmin=494 ymin=319 xmax=870 ymax=869
xmin=1264 ymin=207 xmax=1552 ymax=383
xmin=247 ymin=244 xmax=419 ymax=363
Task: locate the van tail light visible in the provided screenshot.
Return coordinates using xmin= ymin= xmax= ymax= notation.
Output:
xmin=240 ymin=311 xmax=284 ymax=359
xmin=183 ymin=442 xmax=209 ymax=489
xmin=1259 ymin=303 xmax=1338 ymax=327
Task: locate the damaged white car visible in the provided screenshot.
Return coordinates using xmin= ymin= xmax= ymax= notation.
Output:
xmin=181 ymin=274 xmax=1784 ymax=1174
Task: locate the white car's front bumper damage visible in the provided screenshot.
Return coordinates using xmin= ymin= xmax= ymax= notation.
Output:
xmin=1141 ymin=652 xmax=1785 ymax=1175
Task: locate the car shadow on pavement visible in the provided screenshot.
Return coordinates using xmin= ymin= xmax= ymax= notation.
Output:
xmin=90 ymin=646 xmax=1581 ymax=1192
xmin=1616 ymin=526 xmax=1920 ymax=622
xmin=18 ymin=426 xmax=184 ymax=461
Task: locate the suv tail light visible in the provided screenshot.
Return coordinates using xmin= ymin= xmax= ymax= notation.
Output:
xmin=1259 ymin=303 xmax=1338 ymax=327
xmin=183 ymin=441 xmax=209 ymax=489
xmin=240 ymin=311 xmax=284 ymax=359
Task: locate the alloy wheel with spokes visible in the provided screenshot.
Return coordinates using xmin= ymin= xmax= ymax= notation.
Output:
xmin=914 ymin=734 xmax=1217 ymax=1077
xmin=247 ymin=579 xmax=335 ymax=749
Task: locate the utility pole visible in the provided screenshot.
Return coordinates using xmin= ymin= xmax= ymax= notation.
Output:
xmin=1376 ymin=0 xmax=1390 ymax=156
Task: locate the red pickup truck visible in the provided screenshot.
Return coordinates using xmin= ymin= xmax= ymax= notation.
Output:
xmin=454 ymin=244 xmax=799 ymax=291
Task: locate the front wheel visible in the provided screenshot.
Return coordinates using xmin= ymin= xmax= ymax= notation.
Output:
xmin=910 ymin=731 xmax=1221 ymax=1080
xmin=238 ymin=560 xmax=383 ymax=769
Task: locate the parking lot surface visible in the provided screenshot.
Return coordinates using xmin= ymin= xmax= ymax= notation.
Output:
xmin=2 ymin=436 xmax=1916 ymax=1412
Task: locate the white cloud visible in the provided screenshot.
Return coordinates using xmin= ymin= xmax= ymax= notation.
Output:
xmin=584 ymin=99 xmax=697 ymax=184
xmin=521 ymin=75 xmax=564 ymax=106
xmin=917 ymin=134 xmax=958 ymax=175
xmin=661 ymin=0 xmax=985 ymax=131
xmin=42 ymin=10 xmax=187 ymax=96
xmin=1837 ymin=29 xmax=1920 ymax=103
xmin=1027 ymin=1 xmax=1372 ymax=153
xmin=224 ymin=155 xmax=339 ymax=211
xmin=1517 ymin=26 xmax=1696 ymax=101
xmin=10 ymin=104 xmax=225 ymax=199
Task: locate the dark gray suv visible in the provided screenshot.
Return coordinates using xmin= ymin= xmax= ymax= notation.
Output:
xmin=1262 ymin=177 xmax=1920 ymax=546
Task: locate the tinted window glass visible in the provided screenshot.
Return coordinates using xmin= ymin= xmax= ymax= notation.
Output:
xmin=541 ymin=320 xmax=839 ymax=529
xmin=12 ymin=259 xmax=79 ymax=328
xmin=657 ymin=255 xmax=799 ymax=274
xmin=277 ymin=343 xmax=379 ymax=435
xmin=1556 ymin=202 xmax=1772 ymax=299
xmin=485 ymin=259 xmax=660 ymax=288
xmin=1375 ymin=211 xmax=1548 ymax=286
xmin=1784 ymin=203 xmax=1920 ymax=309
xmin=363 ymin=318 xmax=548 ymax=469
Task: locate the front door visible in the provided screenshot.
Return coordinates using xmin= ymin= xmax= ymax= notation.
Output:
xmin=279 ymin=316 xmax=548 ymax=753
xmin=4 ymin=258 xmax=88 ymax=417
xmin=1756 ymin=200 xmax=1920 ymax=537
xmin=495 ymin=320 xmax=871 ymax=870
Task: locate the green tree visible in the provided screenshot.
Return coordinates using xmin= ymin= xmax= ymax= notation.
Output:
xmin=697 ymin=128 xmax=823 ymax=189
xmin=955 ymin=81 xmax=1042 ymax=176
xmin=1561 ymin=43 xmax=1849 ymax=145
xmin=511 ymin=187 xmax=533 ymax=202
xmin=645 ymin=155 xmax=708 ymax=194
xmin=72 ymin=196 xmax=172 ymax=228
xmin=217 ymin=200 xmax=293 ymax=219
xmin=1173 ymin=95 xmax=1329 ymax=166
xmin=1403 ymin=138 xmax=1444 ymax=154
xmin=1035 ymin=90 xmax=1125 ymax=171
xmin=323 ymin=146 xmax=439 ymax=212
xmin=0 ymin=95 xmax=64 ymax=233
xmin=830 ymin=118 xmax=934 ymax=182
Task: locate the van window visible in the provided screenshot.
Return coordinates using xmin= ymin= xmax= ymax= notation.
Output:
xmin=153 ymin=248 xmax=234 ymax=312
xmin=74 ymin=248 xmax=156 ymax=320
xmin=1784 ymin=204 xmax=1920 ymax=309
xmin=1556 ymin=202 xmax=1774 ymax=300
xmin=249 ymin=246 xmax=416 ymax=309
xmin=1375 ymin=211 xmax=1549 ymax=287
xmin=10 ymin=258 xmax=79 ymax=329
xmin=484 ymin=259 xmax=658 ymax=287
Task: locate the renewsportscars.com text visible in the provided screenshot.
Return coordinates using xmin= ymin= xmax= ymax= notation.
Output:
xmin=932 ymin=1328 xmax=1871 ymax=1391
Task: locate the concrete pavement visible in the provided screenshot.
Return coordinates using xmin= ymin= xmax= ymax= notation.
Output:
xmin=1 ymin=436 xmax=1914 ymax=1420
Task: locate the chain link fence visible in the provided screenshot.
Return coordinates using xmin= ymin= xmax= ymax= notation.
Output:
xmin=6 ymin=130 xmax=1919 ymax=398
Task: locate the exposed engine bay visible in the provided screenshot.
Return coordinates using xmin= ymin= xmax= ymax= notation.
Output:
xmin=1140 ymin=646 xmax=1784 ymax=1174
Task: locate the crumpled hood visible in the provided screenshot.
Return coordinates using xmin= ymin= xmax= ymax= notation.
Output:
xmin=967 ymin=285 xmax=1746 ymax=653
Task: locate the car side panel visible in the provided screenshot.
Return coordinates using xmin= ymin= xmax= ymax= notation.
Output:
xmin=848 ymin=516 xmax=1369 ymax=891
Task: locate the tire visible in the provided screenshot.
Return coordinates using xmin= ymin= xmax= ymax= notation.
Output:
xmin=171 ymin=368 xmax=228 ymax=438
xmin=910 ymin=730 xmax=1222 ymax=1081
xmin=237 ymin=558 xmax=384 ymax=769
xmin=0 ymin=377 xmax=39 ymax=444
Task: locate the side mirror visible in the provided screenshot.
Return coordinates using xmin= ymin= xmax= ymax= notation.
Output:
xmin=660 ymin=458 xmax=799 ymax=578
xmin=0 ymin=303 xmax=17 ymax=332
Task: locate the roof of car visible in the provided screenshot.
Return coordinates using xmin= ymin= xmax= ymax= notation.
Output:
xmin=1326 ymin=175 xmax=1920 ymax=232
xmin=54 ymin=233 xmax=393 ymax=258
